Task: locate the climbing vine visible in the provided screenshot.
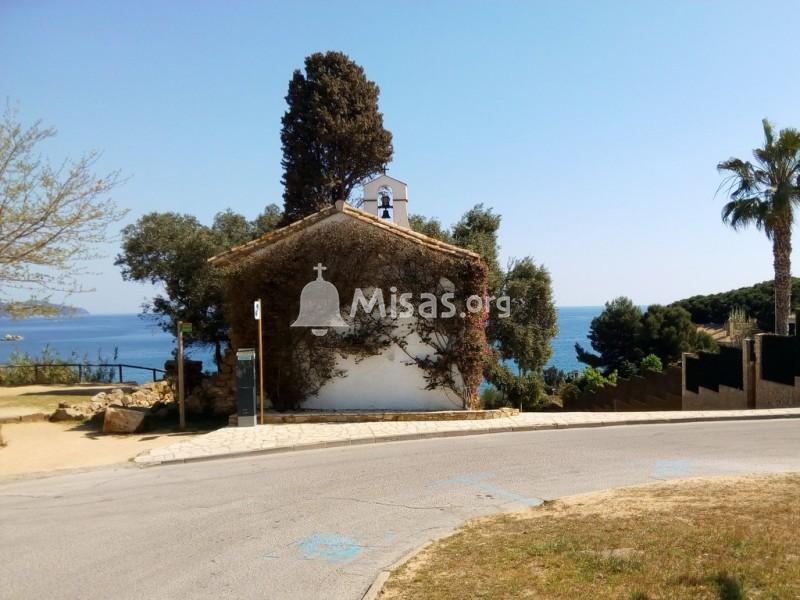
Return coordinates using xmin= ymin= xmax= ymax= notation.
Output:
xmin=222 ymin=218 xmax=488 ymax=410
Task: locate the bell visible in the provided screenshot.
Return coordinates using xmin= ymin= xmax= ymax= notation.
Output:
xmin=381 ymin=208 xmax=391 ymax=219
xmin=379 ymin=193 xmax=391 ymax=209
xmin=291 ymin=263 xmax=348 ymax=336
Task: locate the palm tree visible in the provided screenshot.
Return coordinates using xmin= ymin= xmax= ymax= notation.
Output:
xmin=719 ymin=119 xmax=800 ymax=335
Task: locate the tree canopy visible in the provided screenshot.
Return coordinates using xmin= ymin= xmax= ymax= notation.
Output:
xmin=670 ymin=278 xmax=800 ymax=331
xmin=450 ymin=204 xmax=503 ymax=295
xmin=0 ymin=106 xmax=126 ymax=316
xmin=116 ymin=205 xmax=282 ymax=364
xmin=576 ymin=297 xmax=716 ymax=376
xmin=492 ymin=257 xmax=558 ymax=374
xmin=407 ymin=214 xmax=453 ymax=244
xmin=281 ymin=51 xmax=393 ymax=223
xmin=576 ymin=297 xmax=643 ymax=375
xmin=411 ymin=205 xmax=558 ymax=407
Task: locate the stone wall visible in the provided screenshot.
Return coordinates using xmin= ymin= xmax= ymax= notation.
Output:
xmin=185 ymin=348 xmax=236 ymax=416
xmin=682 ymin=343 xmax=752 ymax=410
xmin=682 ymin=384 xmax=748 ymax=410
xmin=754 ymin=334 xmax=800 ymax=408
xmin=682 ymin=334 xmax=800 ymax=410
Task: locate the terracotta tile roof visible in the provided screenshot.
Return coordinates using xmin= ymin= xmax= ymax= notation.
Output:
xmin=208 ymin=202 xmax=482 ymax=266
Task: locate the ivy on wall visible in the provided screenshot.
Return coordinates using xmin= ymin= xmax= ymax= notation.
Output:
xmin=221 ymin=218 xmax=488 ymax=410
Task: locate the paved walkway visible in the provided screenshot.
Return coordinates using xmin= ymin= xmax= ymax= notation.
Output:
xmin=134 ymin=407 xmax=800 ymax=466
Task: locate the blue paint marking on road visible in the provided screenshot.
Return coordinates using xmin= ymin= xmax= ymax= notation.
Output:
xmin=429 ymin=472 xmax=543 ymax=507
xmin=653 ymin=459 xmax=694 ymax=478
xmin=297 ymin=533 xmax=363 ymax=563
xmin=428 ymin=471 xmax=497 ymax=488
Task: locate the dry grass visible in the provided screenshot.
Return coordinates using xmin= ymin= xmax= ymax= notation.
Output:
xmin=0 ymin=392 xmax=93 ymax=420
xmin=0 ymin=384 xmax=123 ymax=418
xmin=381 ymin=474 xmax=800 ymax=600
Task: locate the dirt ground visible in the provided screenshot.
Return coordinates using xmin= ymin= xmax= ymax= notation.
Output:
xmin=0 ymin=384 xmax=125 ymax=398
xmin=0 ymin=421 xmax=198 ymax=479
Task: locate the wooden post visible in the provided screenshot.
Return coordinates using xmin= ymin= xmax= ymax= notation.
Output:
xmin=78 ymin=364 xmax=83 ymax=383
xmin=177 ymin=322 xmax=186 ymax=430
xmin=118 ymin=364 xmax=123 ymax=383
xmin=257 ymin=299 xmax=265 ymax=425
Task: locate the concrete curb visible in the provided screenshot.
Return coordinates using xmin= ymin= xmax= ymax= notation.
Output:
xmin=134 ymin=411 xmax=800 ymax=468
xmin=361 ymin=545 xmax=428 ymax=600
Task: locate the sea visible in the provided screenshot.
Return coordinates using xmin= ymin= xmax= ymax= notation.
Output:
xmin=0 ymin=307 xmax=600 ymax=383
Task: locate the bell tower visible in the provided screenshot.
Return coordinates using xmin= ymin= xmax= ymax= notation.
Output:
xmin=362 ymin=174 xmax=409 ymax=228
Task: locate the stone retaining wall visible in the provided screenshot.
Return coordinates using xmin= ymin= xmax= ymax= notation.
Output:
xmin=231 ymin=407 xmax=519 ymax=425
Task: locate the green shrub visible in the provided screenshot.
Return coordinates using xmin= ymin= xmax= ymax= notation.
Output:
xmin=558 ymin=382 xmax=581 ymax=405
xmin=542 ymin=366 xmax=579 ymax=395
xmin=580 ymin=366 xmax=617 ymax=392
xmin=640 ymin=354 xmax=663 ymax=373
xmin=480 ymin=385 xmax=509 ymax=409
xmin=482 ymin=357 xmax=546 ymax=411
xmin=0 ymin=346 xmax=116 ymax=385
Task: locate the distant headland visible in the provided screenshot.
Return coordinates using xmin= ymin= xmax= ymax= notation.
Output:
xmin=0 ymin=301 xmax=90 ymax=318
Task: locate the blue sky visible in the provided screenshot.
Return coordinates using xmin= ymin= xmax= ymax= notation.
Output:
xmin=2 ymin=1 xmax=799 ymax=314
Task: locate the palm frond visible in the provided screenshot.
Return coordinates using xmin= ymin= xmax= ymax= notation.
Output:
xmin=721 ymin=196 xmax=769 ymax=234
xmin=762 ymin=118 xmax=775 ymax=147
xmin=717 ymin=158 xmax=758 ymax=199
xmin=718 ymin=119 xmax=800 ymax=240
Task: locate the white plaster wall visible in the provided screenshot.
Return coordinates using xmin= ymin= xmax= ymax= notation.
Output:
xmin=303 ymin=329 xmax=465 ymax=411
xmin=391 ymin=199 xmax=410 ymax=228
xmin=362 ymin=199 xmax=378 ymax=217
xmin=363 ymin=174 xmax=408 ymax=201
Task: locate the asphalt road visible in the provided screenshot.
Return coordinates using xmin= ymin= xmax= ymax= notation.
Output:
xmin=2 ymin=419 xmax=800 ymax=600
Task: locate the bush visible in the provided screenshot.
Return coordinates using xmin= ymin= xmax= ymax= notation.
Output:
xmin=579 ymin=366 xmax=617 ymax=392
xmin=482 ymin=356 xmax=545 ymax=411
xmin=640 ymin=354 xmax=663 ymax=373
xmin=480 ymin=385 xmax=509 ymax=409
xmin=506 ymin=373 xmax=545 ymax=411
xmin=542 ymin=366 xmax=579 ymax=395
xmin=0 ymin=346 xmax=116 ymax=385
xmin=558 ymin=382 xmax=581 ymax=405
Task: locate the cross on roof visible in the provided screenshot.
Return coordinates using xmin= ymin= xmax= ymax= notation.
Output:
xmin=313 ymin=263 xmax=327 ymax=279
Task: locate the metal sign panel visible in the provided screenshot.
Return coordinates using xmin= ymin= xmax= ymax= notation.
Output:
xmin=235 ymin=348 xmax=257 ymax=425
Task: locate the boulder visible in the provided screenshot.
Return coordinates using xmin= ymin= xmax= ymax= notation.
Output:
xmin=103 ymin=405 xmax=147 ymax=434
xmin=90 ymin=391 xmax=109 ymax=404
xmin=50 ymin=406 xmax=91 ymax=421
